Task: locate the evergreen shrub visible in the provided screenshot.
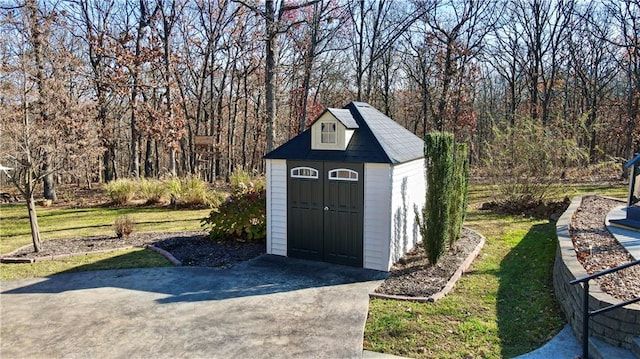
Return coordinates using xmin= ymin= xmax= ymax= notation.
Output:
xmin=415 ymin=132 xmax=470 ymax=265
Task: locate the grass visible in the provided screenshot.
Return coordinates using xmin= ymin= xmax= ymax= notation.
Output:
xmin=363 ymin=182 xmax=627 ymax=358
xmin=0 ymin=248 xmax=171 ymax=281
xmin=0 ymin=203 xmax=212 ymax=254
xmin=0 ymin=203 xmax=211 ymax=280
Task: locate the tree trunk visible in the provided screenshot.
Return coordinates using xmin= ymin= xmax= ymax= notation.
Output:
xmin=42 ymin=154 xmax=56 ymax=201
xmin=355 ymin=0 xmax=365 ymax=102
xmin=26 ymin=194 xmax=42 ymax=253
xmin=103 ymin=145 xmax=115 ymax=182
xmin=265 ymin=0 xmax=277 ymax=152
xmin=145 ymin=137 xmax=154 ymax=177
xmin=436 ymin=39 xmax=455 ymax=132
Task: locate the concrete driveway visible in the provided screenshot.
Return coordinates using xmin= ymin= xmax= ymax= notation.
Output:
xmin=1 ymin=255 xmax=386 ymax=359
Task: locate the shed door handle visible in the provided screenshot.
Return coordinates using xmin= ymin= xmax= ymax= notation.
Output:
xmin=324 ymin=206 xmax=329 ymax=211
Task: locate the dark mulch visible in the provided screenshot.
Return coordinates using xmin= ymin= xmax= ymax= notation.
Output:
xmin=374 ymin=228 xmax=482 ymax=298
xmin=6 ymin=228 xmax=482 ymax=298
xmin=6 ymin=231 xmax=265 ymax=269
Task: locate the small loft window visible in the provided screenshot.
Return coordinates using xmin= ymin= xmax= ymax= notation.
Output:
xmin=328 ymin=169 xmax=358 ymax=181
xmin=291 ymin=167 xmax=319 ymax=179
xmin=321 ymin=122 xmax=337 ymax=144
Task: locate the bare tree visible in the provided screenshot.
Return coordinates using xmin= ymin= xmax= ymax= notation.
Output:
xmin=515 ymin=0 xmax=574 ymax=125
xmin=235 ymin=0 xmax=321 ymax=152
xmin=569 ymin=3 xmax=617 ymax=163
xmin=1 ymin=0 xmax=100 ymax=251
xmin=605 ymin=0 xmax=640 ymax=163
xmin=348 ymin=0 xmax=428 ymax=102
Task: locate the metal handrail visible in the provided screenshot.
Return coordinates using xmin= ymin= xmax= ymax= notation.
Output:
xmin=569 ymin=259 xmax=640 ymax=359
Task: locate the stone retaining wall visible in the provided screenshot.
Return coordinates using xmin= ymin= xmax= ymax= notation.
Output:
xmin=554 ymin=196 xmax=640 ymax=350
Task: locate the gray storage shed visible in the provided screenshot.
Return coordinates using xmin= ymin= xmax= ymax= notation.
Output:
xmin=264 ymin=102 xmax=425 ymax=271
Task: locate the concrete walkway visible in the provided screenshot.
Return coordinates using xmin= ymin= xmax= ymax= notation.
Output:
xmin=606 ymin=205 xmax=640 ymax=260
xmin=0 ymin=255 xmax=386 ymax=359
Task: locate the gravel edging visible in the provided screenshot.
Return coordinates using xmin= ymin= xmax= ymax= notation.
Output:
xmin=369 ymin=228 xmax=486 ymax=302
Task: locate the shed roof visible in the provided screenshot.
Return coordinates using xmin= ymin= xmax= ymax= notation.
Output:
xmin=324 ymin=108 xmax=359 ymax=129
xmin=264 ymin=102 xmax=424 ymax=164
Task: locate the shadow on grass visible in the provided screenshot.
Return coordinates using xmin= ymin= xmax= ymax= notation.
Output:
xmin=497 ymin=222 xmax=565 ymax=358
xmin=4 ymin=218 xmax=205 ymax=239
xmin=59 ymin=249 xmax=173 ymax=275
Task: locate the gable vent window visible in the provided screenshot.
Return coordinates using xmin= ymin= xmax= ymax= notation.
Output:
xmin=291 ymin=167 xmax=319 ymax=179
xmin=328 ymin=169 xmax=358 ymax=181
xmin=321 ymin=122 xmax=337 ymax=144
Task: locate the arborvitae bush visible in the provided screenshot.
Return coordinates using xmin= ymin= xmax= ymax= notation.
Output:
xmin=415 ymin=132 xmax=470 ymax=265
xmin=420 ymin=132 xmax=455 ymax=265
xmin=448 ymin=143 xmax=470 ymax=248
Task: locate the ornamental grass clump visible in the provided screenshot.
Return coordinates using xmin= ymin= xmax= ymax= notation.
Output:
xmin=168 ymin=175 xmax=215 ymax=208
xmin=139 ymin=178 xmax=168 ymax=204
xmin=114 ymin=215 xmax=135 ymax=238
xmin=229 ymin=169 xmax=252 ymax=187
xmin=105 ymin=179 xmax=137 ymax=205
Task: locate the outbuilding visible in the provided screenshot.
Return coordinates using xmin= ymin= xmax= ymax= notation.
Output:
xmin=264 ymin=102 xmax=425 ymax=271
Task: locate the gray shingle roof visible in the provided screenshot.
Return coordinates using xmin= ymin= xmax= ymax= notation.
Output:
xmin=326 ymin=108 xmax=359 ymax=129
xmin=264 ymin=102 xmax=424 ymax=164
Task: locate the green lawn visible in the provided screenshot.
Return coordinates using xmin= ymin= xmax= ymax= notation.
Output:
xmin=0 ymin=248 xmax=171 ymax=281
xmin=0 ymin=203 xmax=212 ymax=254
xmin=363 ymin=182 xmax=627 ymax=358
xmin=0 ymin=203 xmax=212 ymax=280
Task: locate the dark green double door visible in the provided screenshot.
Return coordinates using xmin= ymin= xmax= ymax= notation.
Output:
xmin=287 ymin=161 xmax=364 ymax=267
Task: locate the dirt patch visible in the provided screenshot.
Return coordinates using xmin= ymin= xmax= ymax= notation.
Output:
xmin=570 ymin=195 xmax=640 ymax=301
xmin=480 ymin=197 xmax=571 ymax=220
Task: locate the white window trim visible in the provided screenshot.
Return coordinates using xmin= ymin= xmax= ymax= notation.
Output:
xmin=328 ymin=168 xmax=359 ymax=181
xmin=290 ymin=166 xmax=319 ymax=179
xmin=320 ymin=122 xmax=337 ymax=144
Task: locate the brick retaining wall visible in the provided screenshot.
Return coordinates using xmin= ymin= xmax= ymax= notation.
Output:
xmin=554 ymin=196 xmax=640 ymax=350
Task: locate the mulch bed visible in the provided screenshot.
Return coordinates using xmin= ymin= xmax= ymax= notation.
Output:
xmin=570 ymin=195 xmax=640 ymax=301
xmin=4 ymin=228 xmax=483 ymax=300
xmin=4 ymin=231 xmax=265 ymax=269
xmin=374 ymin=228 xmax=482 ymax=298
